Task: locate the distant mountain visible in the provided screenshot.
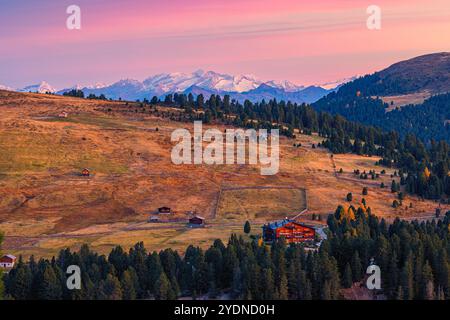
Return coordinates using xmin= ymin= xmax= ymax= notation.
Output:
xmin=54 ymin=70 xmax=339 ymax=103
xmin=143 ymin=70 xmax=267 ymax=94
xmin=0 ymin=84 xmax=13 ymax=91
xmin=232 ymin=84 xmax=329 ymax=103
xmin=19 ymin=81 xmax=56 ymax=94
xmin=313 ymin=52 xmax=450 ymax=143
xmin=317 ymin=76 xmax=357 ymax=90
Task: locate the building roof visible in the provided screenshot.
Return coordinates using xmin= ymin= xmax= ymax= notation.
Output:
xmin=1 ymin=254 xmax=16 ymax=260
xmin=190 ymin=215 xmax=205 ymax=220
xmin=264 ymin=219 xmax=313 ymax=231
xmin=264 ymin=219 xmax=291 ymax=230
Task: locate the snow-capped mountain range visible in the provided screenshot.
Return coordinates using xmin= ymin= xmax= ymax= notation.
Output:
xmin=3 ymin=71 xmax=354 ymax=104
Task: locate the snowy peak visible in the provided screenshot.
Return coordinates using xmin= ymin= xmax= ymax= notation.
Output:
xmin=143 ymin=70 xmax=263 ymax=93
xmin=316 ymin=76 xmax=357 ymax=90
xmin=20 ymin=81 xmax=56 ymax=93
xmin=264 ymin=80 xmax=305 ymax=92
xmin=0 ymin=84 xmax=13 ymax=91
xmin=141 ymin=70 xmax=313 ymax=94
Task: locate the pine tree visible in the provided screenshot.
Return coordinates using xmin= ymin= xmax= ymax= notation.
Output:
xmin=244 ymin=221 xmax=251 ymax=234
xmin=36 ymin=264 xmax=62 ymax=300
xmin=346 ymin=193 xmax=353 ymax=202
xmin=100 ymin=273 xmax=123 ymax=300
xmin=351 ymin=252 xmax=363 ymax=282
xmin=278 ymin=273 xmax=288 ymax=300
xmin=154 ymin=272 xmax=170 ymax=300
xmin=422 ymin=261 xmax=435 ymax=300
xmin=7 ymin=258 xmax=32 ymax=300
xmin=391 ymin=180 xmax=398 ymax=193
xmin=120 ymin=270 xmax=136 ymax=300
xmin=400 ymin=255 xmax=414 ymax=300
xmin=343 ymin=263 xmax=353 ymax=288
xmin=261 ymin=268 xmax=275 ymax=300
xmin=362 ymin=187 xmax=368 ymax=195
xmin=231 ymin=265 xmax=243 ymax=299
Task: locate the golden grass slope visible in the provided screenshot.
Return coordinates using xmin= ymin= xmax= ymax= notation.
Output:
xmin=0 ymin=90 xmax=446 ymax=257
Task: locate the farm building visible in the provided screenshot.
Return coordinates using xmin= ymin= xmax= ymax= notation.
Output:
xmin=148 ymin=216 xmax=160 ymax=223
xmin=58 ymin=111 xmax=68 ymax=118
xmin=0 ymin=254 xmax=17 ymax=268
xmin=188 ymin=215 xmax=205 ymax=227
xmin=158 ymin=206 xmax=171 ymax=214
xmin=262 ymin=219 xmax=315 ymax=244
xmin=81 ymin=168 xmax=90 ymax=176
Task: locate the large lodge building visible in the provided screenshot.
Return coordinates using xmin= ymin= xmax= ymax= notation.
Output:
xmin=262 ymin=219 xmax=315 ymax=244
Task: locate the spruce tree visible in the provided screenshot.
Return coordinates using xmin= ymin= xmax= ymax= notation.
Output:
xmin=244 ymin=221 xmax=251 ymax=234
xmin=351 ymin=252 xmax=363 ymax=282
xmin=154 ymin=272 xmax=170 ymax=300
xmin=100 ymin=273 xmax=123 ymax=300
xmin=422 ymin=261 xmax=435 ymax=300
xmin=120 ymin=270 xmax=136 ymax=300
xmin=36 ymin=264 xmax=62 ymax=300
xmin=343 ymin=263 xmax=353 ymax=288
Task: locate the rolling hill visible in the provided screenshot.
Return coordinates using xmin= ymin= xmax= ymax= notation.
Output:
xmin=0 ymin=90 xmax=444 ymax=257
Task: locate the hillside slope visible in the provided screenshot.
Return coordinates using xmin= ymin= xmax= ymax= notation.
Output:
xmin=313 ymin=53 xmax=450 ymax=143
xmin=0 ymin=90 xmax=444 ymax=257
xmin=337 ymin=52 xmax=450 ymax=97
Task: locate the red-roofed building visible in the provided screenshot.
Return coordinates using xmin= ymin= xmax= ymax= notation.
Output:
xmin=0 ymin=254 xmax=17 ymax=268
xmin=262 ymin=219 xmax=315 ymax=244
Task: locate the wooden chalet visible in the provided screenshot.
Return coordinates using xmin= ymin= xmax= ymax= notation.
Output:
xmin=0 ymin=254 xmax=17 ymax=268
xmin=81 ymin=168 xmax=90 ymax=176
xmin=158 ymin=206 xmax=171 ymax=214
xmin=188 ymin=215 xmax=205 ymax=227
xmin=262 ymin=219 xmax=315 ymax=244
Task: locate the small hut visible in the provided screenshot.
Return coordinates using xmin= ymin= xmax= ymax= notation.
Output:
xmin=148 ymin=216 xmax=160 ymax=223
xmin=188 ymin=215 xmax=205 ymax=227
xmin=81 ymin=168 xmax=90 ymax=177
xmin=158 ymin=206 xmax=171 ymax=214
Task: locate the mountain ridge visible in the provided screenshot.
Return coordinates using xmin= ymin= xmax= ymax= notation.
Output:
xmin=5 ymin=70 xmax=352 ymax=104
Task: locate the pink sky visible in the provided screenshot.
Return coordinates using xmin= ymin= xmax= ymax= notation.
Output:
xmin=1 ymin=0 xmax=450 ymax=88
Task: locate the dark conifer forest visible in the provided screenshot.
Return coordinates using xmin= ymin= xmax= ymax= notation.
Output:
xmin=3 ymin=209 xmax=449 ymax=300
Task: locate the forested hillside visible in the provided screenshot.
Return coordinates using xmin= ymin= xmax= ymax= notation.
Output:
xmin=330 ymin=52 xmax=450 ymax=96
xmin=312 ymin=53 xmax=450 ymax=144
xmin=313 ymin=88 xmax=450 ymax=143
